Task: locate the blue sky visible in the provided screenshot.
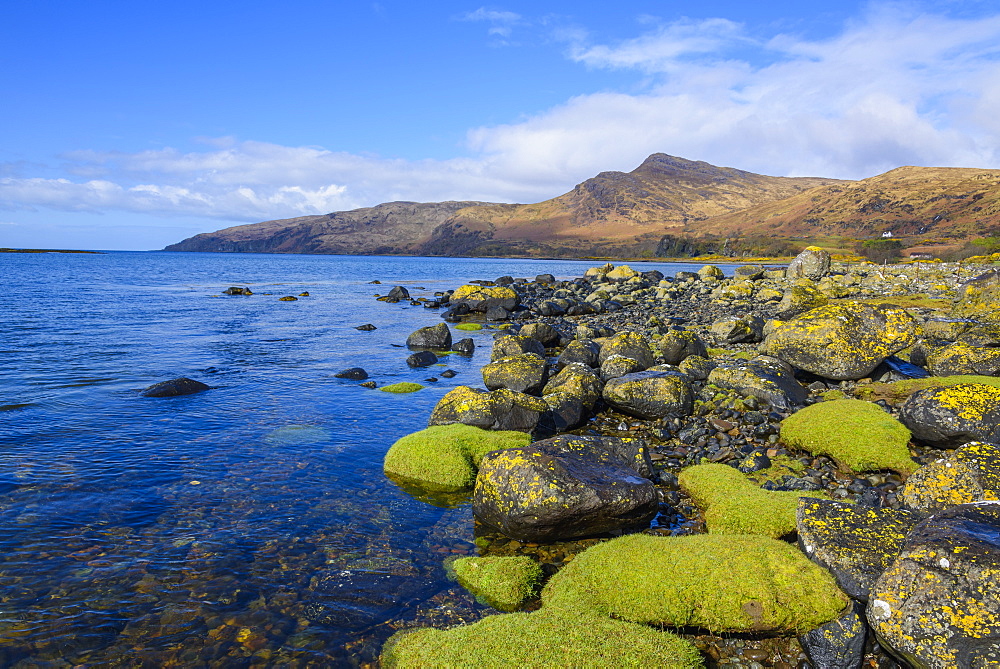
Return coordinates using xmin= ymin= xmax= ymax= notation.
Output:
xmin=2 ymin=1 xmax=999 ymax=250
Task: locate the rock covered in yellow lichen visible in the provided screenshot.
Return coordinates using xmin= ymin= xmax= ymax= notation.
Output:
xmin=899 ymin=382 xmax=1000 ymax=447
xmin=787 ymin=245 xmax=831 ymax=280
xmin=951 ymin=268 xmax=1000 ymax=322
xmin=450 ymin=284 xmax=520 ymax=312
xmin=481 ymin=353 xmax=549 ymax=395
xmin=428 ymin=385 xmax=548 ymax=434
xmin=601 ymin=369 xmax=694 ymax=419
xmin=763 ymin=301 xmax=917 ymax=380
xmin=867 ymin=502 xmax=1000 ymax=668
xmin=901 ymin=441 xmax=1000 ymax=514
xmin=925 ymin=340 xmax=1000 ymax=376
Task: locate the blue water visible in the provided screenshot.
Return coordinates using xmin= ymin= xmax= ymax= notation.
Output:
xmin=0 ymin=251 xmax=723 ymax=666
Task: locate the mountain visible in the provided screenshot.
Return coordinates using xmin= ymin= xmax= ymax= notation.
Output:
xmin=688 ymin=166 xmax=1000 ymax=241
xmin=164 ymin=154 xmax=840 ymax=256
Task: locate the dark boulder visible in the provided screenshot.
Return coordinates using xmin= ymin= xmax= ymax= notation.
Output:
xmin=482 ymin=353 xmax=548 ymax=395
xmin=387 ymin=286 xmax=410 ymax=300
xmin=707 ymin=356 xmax=808 ymax=410
xmin=519 ymin=322 xmax=561 ymax=347
xmin=898 ymin=382 xmax=1000 ymax=447
xmin=602 ymin=370 xmax=693 ymax=419
xmin=491 ymin=335 xmax=545 ymax=360
xmin=355 ymin=323 xmax=377 ymax=331
xmin=799 ymin=601 xmax=869 ymax=669
xmin=598 ymin=331 xmax=656 ymax=369
xmin=557 ymin=339 xmax=601 ymax=369
xmin=222 ymin=286 xmax=252 ymax=295
xmin=656 ymin=330 xmax=707 ymax=365
xmin=140 ymin=377 xmax=211 ymax=398
xmin=406 ymin=322 xmax=452 ymax=349
xmin=334 ymin=367 xmax=368 ymax=380
xmin=407 ymin=351 xmax=438 ymax=368
xmin=452 ymin=338 xmax=475 ymax=355
xmin=429 ymin=386 xmax=548 ymax=434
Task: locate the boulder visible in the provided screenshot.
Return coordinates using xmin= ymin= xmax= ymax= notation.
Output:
xmin=491 ymin=334 xmax=545 ymax=360
xmin=734 ymin=264 xmax=765 ymax=280
xmin=901 ymin=442 xmax=1000 ymax=514
xmin=473 ymin=435 xmax=658 ymax=542
xmin=925 ymin=341 xmax=1000 ymax=376
xmin=597 ymin=331 xmax=656 ymax=369
xmin=898 ymin=382 xmax=1000 ymax=447
xmin=556 ymin=339 xmax=600 ymax=369
xmin=797 ymin=498 xmax=920 ymax=600
xmin=775 ymin=285 xmax=829 ymax=320
xmin=868 ymin=502 xmax=1000 ymax=668
xmin=429 ymin=386 xmax=548 ymax=434
xmin=708 ymin=356 xmax=808 ymax=410
xmin=602 ymin=370 xmax=693 ymax=420
xmin=386 ymin=286 xmax=410 ymax=300
xmin=222 ymin=286 xmax=252 ymax=295
xmin=534 ymin=273 xmax=556 ymax=284
xmin=450 ymin=284 xmax=519 ymax=312
xmin=799 ymin=601 xmax=869 ymax=669
xmin=481 ymin=353 xmax=548 ymax=395
xmin=334 ymin=367 xmax=368 ymax=380
xmin=140 ymin=377 xmax=210 ymax=397
xmin=539 ymin=391 xmax=585 ymax=433
xmin=951 ymin=268 xmax=1000 ymax=322
xmin=678 ymin=354 xmax=714 ymax=380
xmin=787 ymin=246 xmax=831 ymax=280
xmin=780 ymin=399 xmax=916 ymax=473
xmin=542 ymin=363 xmax=603 ymax=410
xmin=405 ymin=322 xmax=452 ymax=349
xmin=599 ymin=354 xmax=645 ymax=381
xmin=762 ymin=301 xmax=917 ymax=380
xmin=605 ymin=265 xmax=640 ymax=282
xmin=542 ymin=533 xmax=848 ymax=634
xmin=698 ymin=264 xmax=725 ymax=281
xmin=451 ymin=338 xmax=475 ymax=355
xmin=657 ymin=330 xmax=708 ymax=365
xmin=383 ymin=424 xmax=530 ymax=492
xmin=406 ymin=350 xmax=438 ymax=368
xmin=710 ymin=315 xmax=764 ymax=344
xmin=518 ymin=322 xmax=560 ymax=347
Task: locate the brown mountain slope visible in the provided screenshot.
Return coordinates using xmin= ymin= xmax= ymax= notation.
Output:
xmin=164 ymin=154 xmax=842 ymax=257
xmin=693 ymin=166 xmax=1000 ymax=240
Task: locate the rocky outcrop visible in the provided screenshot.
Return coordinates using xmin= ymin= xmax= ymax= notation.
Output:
xmin=898 ymin=382 xmax=1000 ymax=446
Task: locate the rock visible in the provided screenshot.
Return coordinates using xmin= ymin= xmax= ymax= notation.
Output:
xmin=279 ymin=295 xmax=298 ymax=301
xmin=787 ymin=246 xmax=831 ymax=280
xmin=451 ymin=556 xmax=543 ymax=612
xmin=925 ymin=341 xmax=1000 ymax=376
xmin=678 ymin=354 xmax=715 ymax=380
xmin=535 ymin=300 xmax=566 ymax=316
xmin=599 ymin=354 xmax=645 ymax=381
xmin=383 ymin=423 xmax=530 ymax=492
xmin=763 ymin=301 xmax=917 ymax=380
xmin=951 ymin=268 xmax=1000 ymax=322
xmin=360 ymin=381 xmax=377 ymax=389
xmin=780 ymin=399 xmax=916 ymax=473
xmin=440 ymin=369 xmax=457 ymax=378
xmin=734 ymin=264 xmax=765 ymax=280
xmin=406 ymin=322 xmax=452 ymax=349
xmin=406 ymin=350 xmax=438 ymax=368
xmin=710 ymin=315 xmax=764 ymax=344
xmin=491 ymin=335 xmax=545 ymax=360
xmin=708 ymin=356 xmax=808 ymax=410
xmin=898 ymin=382 xmax=1000 ymax=447
xmin=901 ymin=442 xmax=1000 ymax=514
xmin=381 ymin=382 xmax=424 ymax=394
xmin=602 ymin=370 xmax=694 ymax=420
xmin=557 ymin=339 xmax=601 ymax=369
xmin=598 ymin=331 xmax=656 ymax=369
xmin=451 ymin=338 xmax=475 ymax=355
xmin=450 ymin=284 xmax=519 ymax=312
xmin=140 ymin=377 xmax=211 ymax=397
xmin=605 ymin=265 xmax=640 ymax=282
xmin=542 ymin=363 xmax=603 ymax=410
xmin=534 ymin=273 xmax=556 ymax=284
xmin=542 ymin=533 xmax=848 ymax=633
xmin=222 ymin=286 xmax=252 ymax=295
xmin=868 ymin=502 xmax=1000 ymax=668
xmin=799 ymin=601 xmax=869 ymax=669
xmin=429 ymin=386 xmax=548 ymax=434
xmin=334 ymin=367 xmax=368 ymax=380
xmin=657 ymin=330 xmax=708 ymax=365
xmin=482 ymin=353 xmax=548 ymax=395
xmin=539 ymin=391 xmax=585 ymax=433
xmin=518 ymin=322 xmax=560 ymax=347
xmin=355 ymin=323 xmax=377 ymax=331
xmin=775 ymin=285 xmax=829 ymax=319
xmin=485 ymin=305 xmax=511 ymax=321
xmin=387 ymin=286 xmax=410 ymax=300
xmin=679 ymin=463 xmax=824 ymax=538
xmin=698 ymin=265 xmax=725 ymax=281
xmin=797 ymin=498 xmax=920 ymax=600
xmin=473 ymin=435 xmax=657 ymax=542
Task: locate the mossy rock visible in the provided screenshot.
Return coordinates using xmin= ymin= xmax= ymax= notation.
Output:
xmin=455 ymin=322 xmax=482 ymax=331
xmin=780 ymin=399 xmax=916 ymax=473
xmin=898 ymin=382 xmax=1000 ymax=447
xmin=380 ymin=609 xmax=704 ymax=668
xmin=381 ymin=382 xmax=425 ymax=394
xmin=926 ymin=341 xmax=1000 ymax=376
xmin=451 ymin=556 xmax=543 ymax=612
xmin=383 ymin=424 xmax=530 ymax=492
xmin=451 ymin=284 xmax=520 ymax=312
xmin=542 ymin=533 xmax=848 ymax=633
xmin=678 ymin=463 xmax=826 ymax=538
xmin=854 ymin=374 xmax=1000 ymax=405
xmin=900 ymin=441 xmax=1000 ymax=514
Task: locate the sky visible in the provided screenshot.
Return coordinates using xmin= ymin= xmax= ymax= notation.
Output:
xmin=2 ymin=1 xmax=999 ymax=250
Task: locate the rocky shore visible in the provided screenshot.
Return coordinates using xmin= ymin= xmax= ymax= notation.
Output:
xmin=376 ymin=250 xmax=1000 ymax=668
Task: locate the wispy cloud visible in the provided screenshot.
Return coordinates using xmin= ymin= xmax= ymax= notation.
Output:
xmin=2 ymin=4 xmax=999 ymax=225
xmin=459 ymin=7 xmax=523 ymax=40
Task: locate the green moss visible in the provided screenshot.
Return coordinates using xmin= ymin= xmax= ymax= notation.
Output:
xmin=383 ymin=424 xmax=530 ymax=492
xmin=380 ymin=382 xmax=425 ymax=394
xmin=380 ymin=609 xmax=703 ymax=668
xmin=780 ymin=399 xmax=915 ymax=473
xmin=451 ymin=556 xmax=543 ymax=612
xmin=854 ymin=375 xmax=1000 ymax=405
xmin=822 ymin=389 xmax=847 ymax=401
xmin=747 ymin=455 xmax=806 ymax=485
xmin=455 ymin=322 xmax=483 ymax=331
xmin=542 ymin=533 xmax=848 ymax=634
xmin=678 ymin=463 xmax=825 ymax=538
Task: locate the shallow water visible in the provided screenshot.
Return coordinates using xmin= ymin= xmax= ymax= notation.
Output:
xmin=0 ymin=251 xmax=724 ymax=666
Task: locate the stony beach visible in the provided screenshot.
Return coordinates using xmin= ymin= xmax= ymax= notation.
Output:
xmin=376 ymin=250 xmax=1000 ymax=668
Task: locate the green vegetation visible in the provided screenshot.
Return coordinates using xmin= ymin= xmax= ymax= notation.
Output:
xmin=383 ymin=423 xmax=530 ymax=491
xmin=451 ymin=556 xmax=543 ymax=611
xmin=656 ymin=234 xmax=802 ymax=259
xmin=380 ymin=608 xmax=704 ymax=668
xmin=854 ymin=375 xmax=1000 ymax=405
xmin=780 ymin=399 xmax=916 ymax=473
xmin=678 ymin=463 xmax=825 ymax=538
xmin=542 ymin=533 xmax=848 ymax=633
xmin=380 ymin=382 xmax=425 ymax=393
xmin=857 ymin=238 xmax=903 ymax=263
xmin=455 ymin=322 xmax=483 ymax=331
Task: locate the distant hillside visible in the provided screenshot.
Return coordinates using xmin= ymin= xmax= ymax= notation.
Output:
xmin=164 ymin=154 xmax=840 ymax=257
xmin=693 ymin=166 xmax=1000 ymax=240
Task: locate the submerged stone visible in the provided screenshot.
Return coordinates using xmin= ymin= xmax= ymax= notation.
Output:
xmin=140 ymin=377 xmax=210 ymax=398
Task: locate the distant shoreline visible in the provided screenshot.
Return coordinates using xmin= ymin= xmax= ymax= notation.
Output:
xmin=0 ymin=248 xmax=103 ymax=254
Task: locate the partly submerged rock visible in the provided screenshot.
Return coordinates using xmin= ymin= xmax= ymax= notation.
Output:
xmin=405 ymin=322 xmax=452 ymax=349
xmin=429 ymin=386 xmax=548 ymax=434
xmin=334 ymin=367 xmax=368 ymax=380
xmin=450 ymin=556 xmax=543 ymax=612
xmin=140 ymin=377 xmax=210 ymax=398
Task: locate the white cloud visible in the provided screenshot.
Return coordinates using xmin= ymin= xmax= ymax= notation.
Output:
xmin=459 ymin=7 xmax=523 ymax=39
xmin=2 ymin=4 xmax=999 ymax=225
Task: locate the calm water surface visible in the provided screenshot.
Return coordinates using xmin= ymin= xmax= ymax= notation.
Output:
xmin=0 ymin=251 xmax=724 ymax=667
